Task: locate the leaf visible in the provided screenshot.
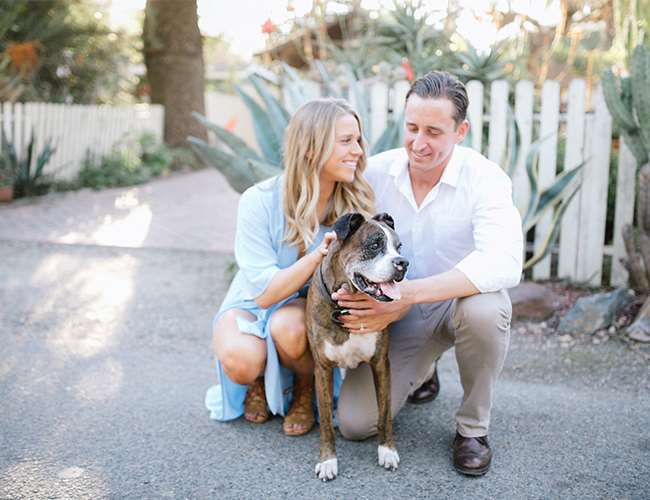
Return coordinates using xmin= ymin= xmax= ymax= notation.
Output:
xmin=372 ymin=112 xmax=403 ymax=154
xmin=192 ymin=112 xmax=262 ymax=162
xmin=235 ymin=85 xmax=283 ymax=166
xmin=188 ymin=136 xmax=256 ymax=193
xmin=248 ymin=74 xmax=290 ymax=143
xmin=524 ymin=184 xmax=581 ymax=269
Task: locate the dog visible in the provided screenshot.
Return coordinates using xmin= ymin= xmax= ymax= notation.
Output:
xmin=306 ymin=212 xmax=409 ymax=481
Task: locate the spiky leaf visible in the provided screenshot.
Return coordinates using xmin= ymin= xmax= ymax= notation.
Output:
xmin=235 ymin=85 xmax=283 ymax=166
xmin=188 ymin=136 xmax=256 ymax=193
xmin=192 ymin=112 xmax=262 ymax=162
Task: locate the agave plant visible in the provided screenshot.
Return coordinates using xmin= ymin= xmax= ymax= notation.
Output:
xmin=374 ymin=0 xmax=450 ymax=78
xmin=189 ymin=67 xmax=403 ymax=194
xmin=451 ymin=41 xmax=509 ymax=85
xmin=518 ymin=139 xmax=583 ymax=270
xmin=0 ymin=128 xmax=56 ymax=198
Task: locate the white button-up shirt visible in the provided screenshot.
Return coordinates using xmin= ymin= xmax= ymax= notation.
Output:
xmin=365 ymin=145 xmax=523 ymax=293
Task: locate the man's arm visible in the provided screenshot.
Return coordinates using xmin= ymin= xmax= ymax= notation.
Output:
xmin=333 ymin=268 xmax=479 ymax=334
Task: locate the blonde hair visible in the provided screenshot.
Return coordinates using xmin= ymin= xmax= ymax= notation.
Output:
xmin=282 ymin=98 xmax=375 ymax=249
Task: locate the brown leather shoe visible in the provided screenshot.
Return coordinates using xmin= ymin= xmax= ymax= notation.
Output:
xmin=407 ymin=367 xmax=440 ymax=404
xmin=453 ymin=433 xmax=492 ymax=476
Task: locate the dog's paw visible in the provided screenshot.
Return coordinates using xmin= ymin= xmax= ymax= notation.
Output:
xmin=378 ymin=445 xmax=399 ymax=470
xmin=315 ymin=457 xmax=338 ymax=481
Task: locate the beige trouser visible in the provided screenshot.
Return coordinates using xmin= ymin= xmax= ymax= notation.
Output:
xmin=337 ymin=290 xmax=512 ymax=439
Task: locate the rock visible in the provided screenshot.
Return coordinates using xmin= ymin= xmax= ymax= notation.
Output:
xmin=626 ymin=296 xmax=650 ymax=343
xmin=558 ymin=288 xmax=635 ymax=336
xmin=509 ymin=282 xmax=556 ymax=320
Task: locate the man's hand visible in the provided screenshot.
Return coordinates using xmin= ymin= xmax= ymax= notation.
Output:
xmin=332 ymin=284 xmax=412 ymax=334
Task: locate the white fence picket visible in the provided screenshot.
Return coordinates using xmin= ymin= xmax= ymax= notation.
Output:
xmin=576 ymin=86 xmax=612 ymax=285
xmin=512 ymin=80 xmax=534 ymax=215
xmin=370 ymin=81 xmax=389 ymax=145
xmin=465 ymin=80 xmax=483 ymax=153
xmin=488 ymin=80 xmax=508 ymax=164
xmin=558 ymin=79 xmax=586 ymax=280
xmin=533 ymin=81 xmax=561 ymax=279
xmin=611 ymin=138 xmax=637 ymax=286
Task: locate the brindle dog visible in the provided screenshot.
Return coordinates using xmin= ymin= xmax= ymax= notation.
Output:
xmin=306 ymin=212 xmax=409 ymax=481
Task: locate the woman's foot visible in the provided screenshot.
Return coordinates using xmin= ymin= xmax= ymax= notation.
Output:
xmin=244 ymin=377 xmax=269 ymax=423
xmin=283 ymin=377 xmax=315 ymax=436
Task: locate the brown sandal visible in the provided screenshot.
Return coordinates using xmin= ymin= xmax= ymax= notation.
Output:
xmin=283 ymin=379 xmax=315 ymax=436
xmin=244 ymin=377 xmax=269 ymax=423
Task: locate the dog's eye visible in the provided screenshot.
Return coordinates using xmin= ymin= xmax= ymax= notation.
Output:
xmin=396 ymin=243 xmax=402 ymax=252
xmin=370 ymin=241 xmax=381 ymax=251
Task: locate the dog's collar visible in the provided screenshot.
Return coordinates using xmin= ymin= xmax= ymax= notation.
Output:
xmin=317 ymin=262 xmax=349 ymax=326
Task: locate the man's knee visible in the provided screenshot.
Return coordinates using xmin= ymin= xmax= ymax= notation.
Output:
xmin=452 ymin=292 xmax=512 ymax=356
xmin=453 ymin=291 xmax=511 ymax=336
xmin=337 ymin=409 xmax=376 ymax=441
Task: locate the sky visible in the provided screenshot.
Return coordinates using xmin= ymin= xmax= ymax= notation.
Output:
xmin=107 ymin=0 xmax=562 ymax=59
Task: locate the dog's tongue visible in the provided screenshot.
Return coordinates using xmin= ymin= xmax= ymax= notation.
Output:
xmin=379 ymin=281 xmax=401 ymax=300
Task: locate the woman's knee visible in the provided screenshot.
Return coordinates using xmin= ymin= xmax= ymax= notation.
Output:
xmin=270 ymin=312 xmax=308 ymax=360
xmin=213 ymin=310 xmax=266 ymax=385
xmin=218 ymin=345 xmax=265 ymax=385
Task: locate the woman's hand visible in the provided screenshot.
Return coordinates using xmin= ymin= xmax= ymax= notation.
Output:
xmin=309 ymin=231 xmax=337 ymax=263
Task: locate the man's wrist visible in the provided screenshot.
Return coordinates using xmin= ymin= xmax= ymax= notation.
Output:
xmin=400 ymin=279 xmax=418 ymax=306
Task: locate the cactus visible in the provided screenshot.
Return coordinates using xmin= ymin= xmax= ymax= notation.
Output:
xmin=602 ymin=45 xmax=650 ymax=168
xmin=603 ymin=44 xmax=650 ymax=341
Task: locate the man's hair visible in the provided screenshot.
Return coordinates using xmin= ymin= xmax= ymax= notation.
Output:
xmin=405 ymin=71 xmax=469 ymax=126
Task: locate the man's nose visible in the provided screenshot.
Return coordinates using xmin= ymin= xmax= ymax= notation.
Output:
xmin=412 ymin=133 xmax=427 ymax=151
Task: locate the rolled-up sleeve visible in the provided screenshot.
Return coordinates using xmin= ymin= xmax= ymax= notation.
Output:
xmin=455 ymin=173 xmax=524 ymax=292
xmin=234 ymin=187 xmax=281 ymax=298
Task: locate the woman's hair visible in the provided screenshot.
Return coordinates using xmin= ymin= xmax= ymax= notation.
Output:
xmin=282 ymin=98 xmax=375 ymax=250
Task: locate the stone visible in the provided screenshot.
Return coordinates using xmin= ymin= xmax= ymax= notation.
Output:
xmin=509 ymin=282 xmax=556 ymax=321
xmin=558 ymin=288 xmax=635 ymax=336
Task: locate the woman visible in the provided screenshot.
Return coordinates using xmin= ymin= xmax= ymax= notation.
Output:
xmin=205 ymin=98 xmax=375 ymax=436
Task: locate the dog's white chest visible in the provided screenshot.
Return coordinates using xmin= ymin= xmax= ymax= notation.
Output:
xmin=323 ymin=332 xmax=379 ymax=369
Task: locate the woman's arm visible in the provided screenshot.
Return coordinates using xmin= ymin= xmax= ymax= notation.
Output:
xmin=254 ymin=232 xmax=336 ymax=309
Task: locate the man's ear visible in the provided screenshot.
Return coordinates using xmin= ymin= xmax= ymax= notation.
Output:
xmin=372 ymin=212 xmax=394 ymax=230
xmin=334 ymin=213 xmax=365 ymax=241
xmin=455 ymin=119 xmax=470 ymax=144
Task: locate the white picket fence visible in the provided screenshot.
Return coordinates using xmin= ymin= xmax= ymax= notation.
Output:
xmin=276 ymin=77 xmax=634 ymax=288
xmin=0 ymin=102 xmax=164 ymax=180
xmin=0 ymin=78 xmax=636 ymax=288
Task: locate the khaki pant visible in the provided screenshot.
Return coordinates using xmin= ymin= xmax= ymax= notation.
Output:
xmin=337 ymin=290 xmax=512 ymax=439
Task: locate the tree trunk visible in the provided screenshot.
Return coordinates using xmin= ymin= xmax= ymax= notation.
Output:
xmin=143 ymin=0 xmax=207 ymax=147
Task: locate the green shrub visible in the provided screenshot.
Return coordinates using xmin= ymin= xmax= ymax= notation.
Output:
xmin=76 ymin=132 xmax=171 ymax=189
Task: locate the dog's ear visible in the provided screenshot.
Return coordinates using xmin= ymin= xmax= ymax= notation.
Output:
xmin=333 ymin=213 xmax=365 ymax=241
xmin=372 ymin=212 xmax=394 ymax=230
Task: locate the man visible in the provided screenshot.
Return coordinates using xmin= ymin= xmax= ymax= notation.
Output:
xmin=333 ymin=71 xmax=523 ymax=476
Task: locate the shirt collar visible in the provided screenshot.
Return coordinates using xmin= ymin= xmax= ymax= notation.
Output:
xmin=439 ymin=145 xmax=464 ymax=188
xmin=388 ymin=145 xmax=464 ymax=187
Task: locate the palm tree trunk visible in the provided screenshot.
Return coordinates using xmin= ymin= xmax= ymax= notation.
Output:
xmin=143 ymin=0 xmax=207 ymax=147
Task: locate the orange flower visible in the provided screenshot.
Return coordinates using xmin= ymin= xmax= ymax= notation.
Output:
xmin=224 ymin=117 xmax=238 ymax=132
xmin=261 ymin=19 xmax=276 ymax=34
xmin=6 ymin=41 xmax=40 ymax=75
xmin=401 ymin=58 xmax=414 ymax=82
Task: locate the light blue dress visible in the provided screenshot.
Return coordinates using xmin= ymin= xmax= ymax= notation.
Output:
xmin=205 ymin=175 xmax=341 ymax=421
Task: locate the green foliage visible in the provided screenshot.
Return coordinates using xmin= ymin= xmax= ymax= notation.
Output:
xmin=374 ymin=0 xmax=450 ymax=78
xmin=501 ymin=118 xmax=584 ymax=270
xmin=76 ymin=132 xmax=171 ymax=190
xmin=190 ymin=69 xmax=403 ymax=194
xmin=0 ymin=0 xmax=140 ymax=104
xmin=451 ymin=42 xmax=509 ymax=85
xmin=0 ymin=128 xmax=56 ymax=197
xmin=602 ymin=44 xmax=650 ymax=167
